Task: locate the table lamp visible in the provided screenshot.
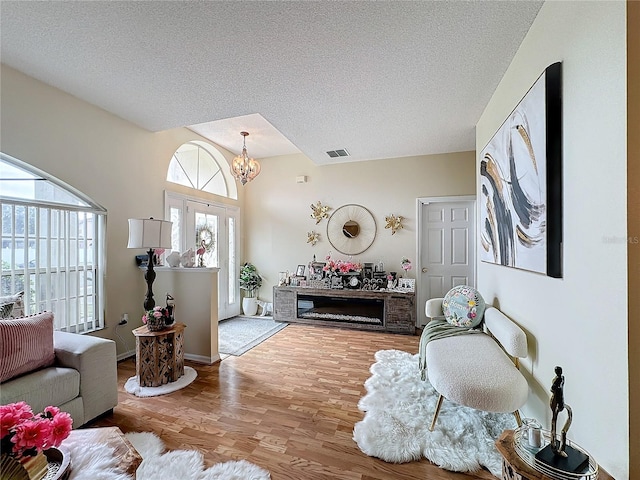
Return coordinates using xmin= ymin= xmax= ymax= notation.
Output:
xmin=127 ymin=218 xmax=173 ymax=311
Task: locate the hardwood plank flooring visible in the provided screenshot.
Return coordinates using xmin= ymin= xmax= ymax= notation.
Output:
xmin=93 ymin=324 xmax=497 ymax=480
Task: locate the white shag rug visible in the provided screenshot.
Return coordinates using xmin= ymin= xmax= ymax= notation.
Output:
xmin=353 ymin=349 xmax=516 ymax=477
xmin=64 ymin=431 xmax=270 ymax=480
xmin=125 ymin=366 xmax=198 ymax=397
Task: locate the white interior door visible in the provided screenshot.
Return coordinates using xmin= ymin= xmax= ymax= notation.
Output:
xmin=417 ymin=196 xmax=476 ymax=325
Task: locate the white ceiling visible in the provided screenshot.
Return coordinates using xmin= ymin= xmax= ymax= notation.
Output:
xmin=0 ymin=1 xmax=543 ymax=165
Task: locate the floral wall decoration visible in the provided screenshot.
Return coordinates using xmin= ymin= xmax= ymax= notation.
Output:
xmin=307 ymin=231 xmax=320 ymax=246
xmin=384 ymin=214 xmax=404 ymax=235
xmin=310 ymin=201 xmax=331 ymax=224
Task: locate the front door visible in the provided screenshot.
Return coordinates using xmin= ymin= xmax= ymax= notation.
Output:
xmin=417 ymin=196 xmax=476 ymax=325
xmin=184 ymin=201 xmax=241 ymax=321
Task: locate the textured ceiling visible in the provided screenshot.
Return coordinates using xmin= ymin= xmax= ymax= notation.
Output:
xmin=0 ymin=1 xmax=543 ymax=165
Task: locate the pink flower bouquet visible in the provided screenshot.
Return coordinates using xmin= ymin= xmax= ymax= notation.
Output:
xmin=323 ymin=254 xmax=362 ymax=274
xmin=401 ymin=256 xmax=412 ymax=272
xmin=0 ymin=402 xmax=72 ymax=459
xmin=142 ymin=305 xmax=172 ymax=331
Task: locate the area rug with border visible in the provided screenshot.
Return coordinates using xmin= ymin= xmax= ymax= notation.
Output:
xmin=64 ymin=430 xmax=270 ymax=480
xmin=353 ymin=349 xmax=516 ymax=478
xmin=218 ymin=315 xmax=287 ymax=356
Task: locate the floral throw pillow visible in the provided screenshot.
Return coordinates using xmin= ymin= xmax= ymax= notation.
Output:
xmin=442 ymin=285 xmax=486 ymax=328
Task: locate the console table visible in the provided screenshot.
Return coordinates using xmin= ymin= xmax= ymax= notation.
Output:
xmin=273 ymin=286 xmax=415 ymax=334
xmin=133 ymin=322 xmax=186 ymax=387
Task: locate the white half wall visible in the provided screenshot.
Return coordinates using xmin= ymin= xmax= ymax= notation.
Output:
xmin=476 ymin=2 xmax=627 ymax=478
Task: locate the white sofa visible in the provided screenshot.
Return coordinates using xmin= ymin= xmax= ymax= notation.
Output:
xmin=420 ymin=298 xmax=529 ymax=430
xmin=0 ymin=331 xmax=118 ymax=427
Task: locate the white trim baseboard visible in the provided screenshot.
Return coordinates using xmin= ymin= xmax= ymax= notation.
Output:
xmin=184 ymin=352 xmax=221 ymax=365
xmin=117 ymin=350 xmax=135 ymax=362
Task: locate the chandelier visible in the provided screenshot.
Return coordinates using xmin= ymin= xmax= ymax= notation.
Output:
xmin=231 ymin=131 xmax=261 ymax=185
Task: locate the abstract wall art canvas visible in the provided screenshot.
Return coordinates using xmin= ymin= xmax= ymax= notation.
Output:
xmin=480 ymin=62 xmax=562 ymax=278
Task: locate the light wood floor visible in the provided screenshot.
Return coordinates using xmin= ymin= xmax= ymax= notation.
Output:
xmin=93 ymin=323 xmax=497 ymax=480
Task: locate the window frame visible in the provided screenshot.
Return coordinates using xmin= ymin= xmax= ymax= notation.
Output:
xmin=1 ymin=153 xmax=107 ymax=333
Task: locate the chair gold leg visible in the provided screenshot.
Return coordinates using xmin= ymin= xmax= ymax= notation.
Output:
xmin=513 ymin=410 xmax=522 ymax=427
xmin=430 ymin=394 xmax=445 ymax=431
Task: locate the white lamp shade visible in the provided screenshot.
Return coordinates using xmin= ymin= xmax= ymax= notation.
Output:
xmin=127 ymin=218 xmax=173 ymax=249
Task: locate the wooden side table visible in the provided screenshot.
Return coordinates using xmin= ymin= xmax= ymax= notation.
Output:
xmin=133 ymin=322 xmax=186 ymax=387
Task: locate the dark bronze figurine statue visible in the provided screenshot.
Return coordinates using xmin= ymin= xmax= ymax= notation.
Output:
xmin=536 ymin=366 xmax=588 ymax=473
xmin=549 ymin=366 xmax=573 ymax=457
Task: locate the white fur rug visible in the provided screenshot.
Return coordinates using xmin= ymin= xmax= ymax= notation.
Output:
xmin=64 ymin=431 xmax=270 ymax=480
xmin=353 ymin=349 xmax=516 ymax=477
xmin=125 ymin=366 xmax=198 ymax=397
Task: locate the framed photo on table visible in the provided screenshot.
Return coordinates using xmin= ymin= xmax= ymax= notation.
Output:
xmin=296 ymin=265 xmax=306 ymax=277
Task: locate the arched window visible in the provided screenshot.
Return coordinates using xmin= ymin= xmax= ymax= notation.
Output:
xmin=0 ymin=153 xmax=106 ymax=333
xmin=167 ymin=141 xmax=237 ymax=200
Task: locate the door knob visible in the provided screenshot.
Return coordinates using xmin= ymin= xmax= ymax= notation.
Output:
xmin=422 ymin=267 xmax=428 ymax=273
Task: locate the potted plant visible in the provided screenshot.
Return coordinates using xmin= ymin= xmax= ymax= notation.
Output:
xmin=239 ymin=262 xmax=262 ymax=316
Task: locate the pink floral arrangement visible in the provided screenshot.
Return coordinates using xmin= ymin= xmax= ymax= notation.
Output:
xmin=323 ymin=254 xmax=362 ymax=274
xmin=0 ymin=402 xmax=72 ymax=458
xmin=401 ymin=256 xmax=412 ymax=272
xmin=142 ymin=305 xmax=171 ymax=325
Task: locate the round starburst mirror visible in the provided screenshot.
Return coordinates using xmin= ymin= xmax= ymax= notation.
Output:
xmin=326 ymin=204 xmax=376 ymax=255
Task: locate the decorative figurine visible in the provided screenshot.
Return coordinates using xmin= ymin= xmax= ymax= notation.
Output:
xmin=535 ymin=366 xmax=589 ymax=473
xmin=196 ymin=239 xmax=206 ymax=267
xmin=165 ymin=293 xmax=175 ymax=325
xmin=166 ymin=251 xmax=181 ymax=267
xmin=550 ymin=366 xmax=571 ymax=456
xmin=180 ymin=248 xmax=195 ymax=268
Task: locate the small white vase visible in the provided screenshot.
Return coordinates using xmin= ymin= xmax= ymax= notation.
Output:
xmin=242 ymin=297 xmax=258 ymax=316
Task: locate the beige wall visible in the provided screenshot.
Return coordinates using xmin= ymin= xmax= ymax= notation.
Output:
xmin=0 ymin=64 xmax=242 ymax=357
xmin=628 ymin=1 xmax=639 ymax=477
xmin=476 ymin=2 xmax=627 ymax=477
xmin=242 ymin=151 xmax=475 ymax=302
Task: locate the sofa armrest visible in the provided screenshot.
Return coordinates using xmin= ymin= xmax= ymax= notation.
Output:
xmin=53 ymin=331 xmax=118 ymax=425
xmin=425 ymin=298 xmax=445 ymax=319
xmin=483 ymin=307 xmax=527 ymax=358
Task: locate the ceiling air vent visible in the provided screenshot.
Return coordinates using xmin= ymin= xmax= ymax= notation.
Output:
xmin=326 ymin=149 xmax=350 ymax=158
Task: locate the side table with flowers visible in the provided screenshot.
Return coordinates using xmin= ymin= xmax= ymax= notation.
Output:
xmin=132 ymin=322 xmax=187 ymax=387
xmin=0 ymin=402 xmax=72 ymax=480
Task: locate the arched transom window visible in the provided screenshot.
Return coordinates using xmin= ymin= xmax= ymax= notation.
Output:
xmin=167 ymin=141 xmax=236 ymax=199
